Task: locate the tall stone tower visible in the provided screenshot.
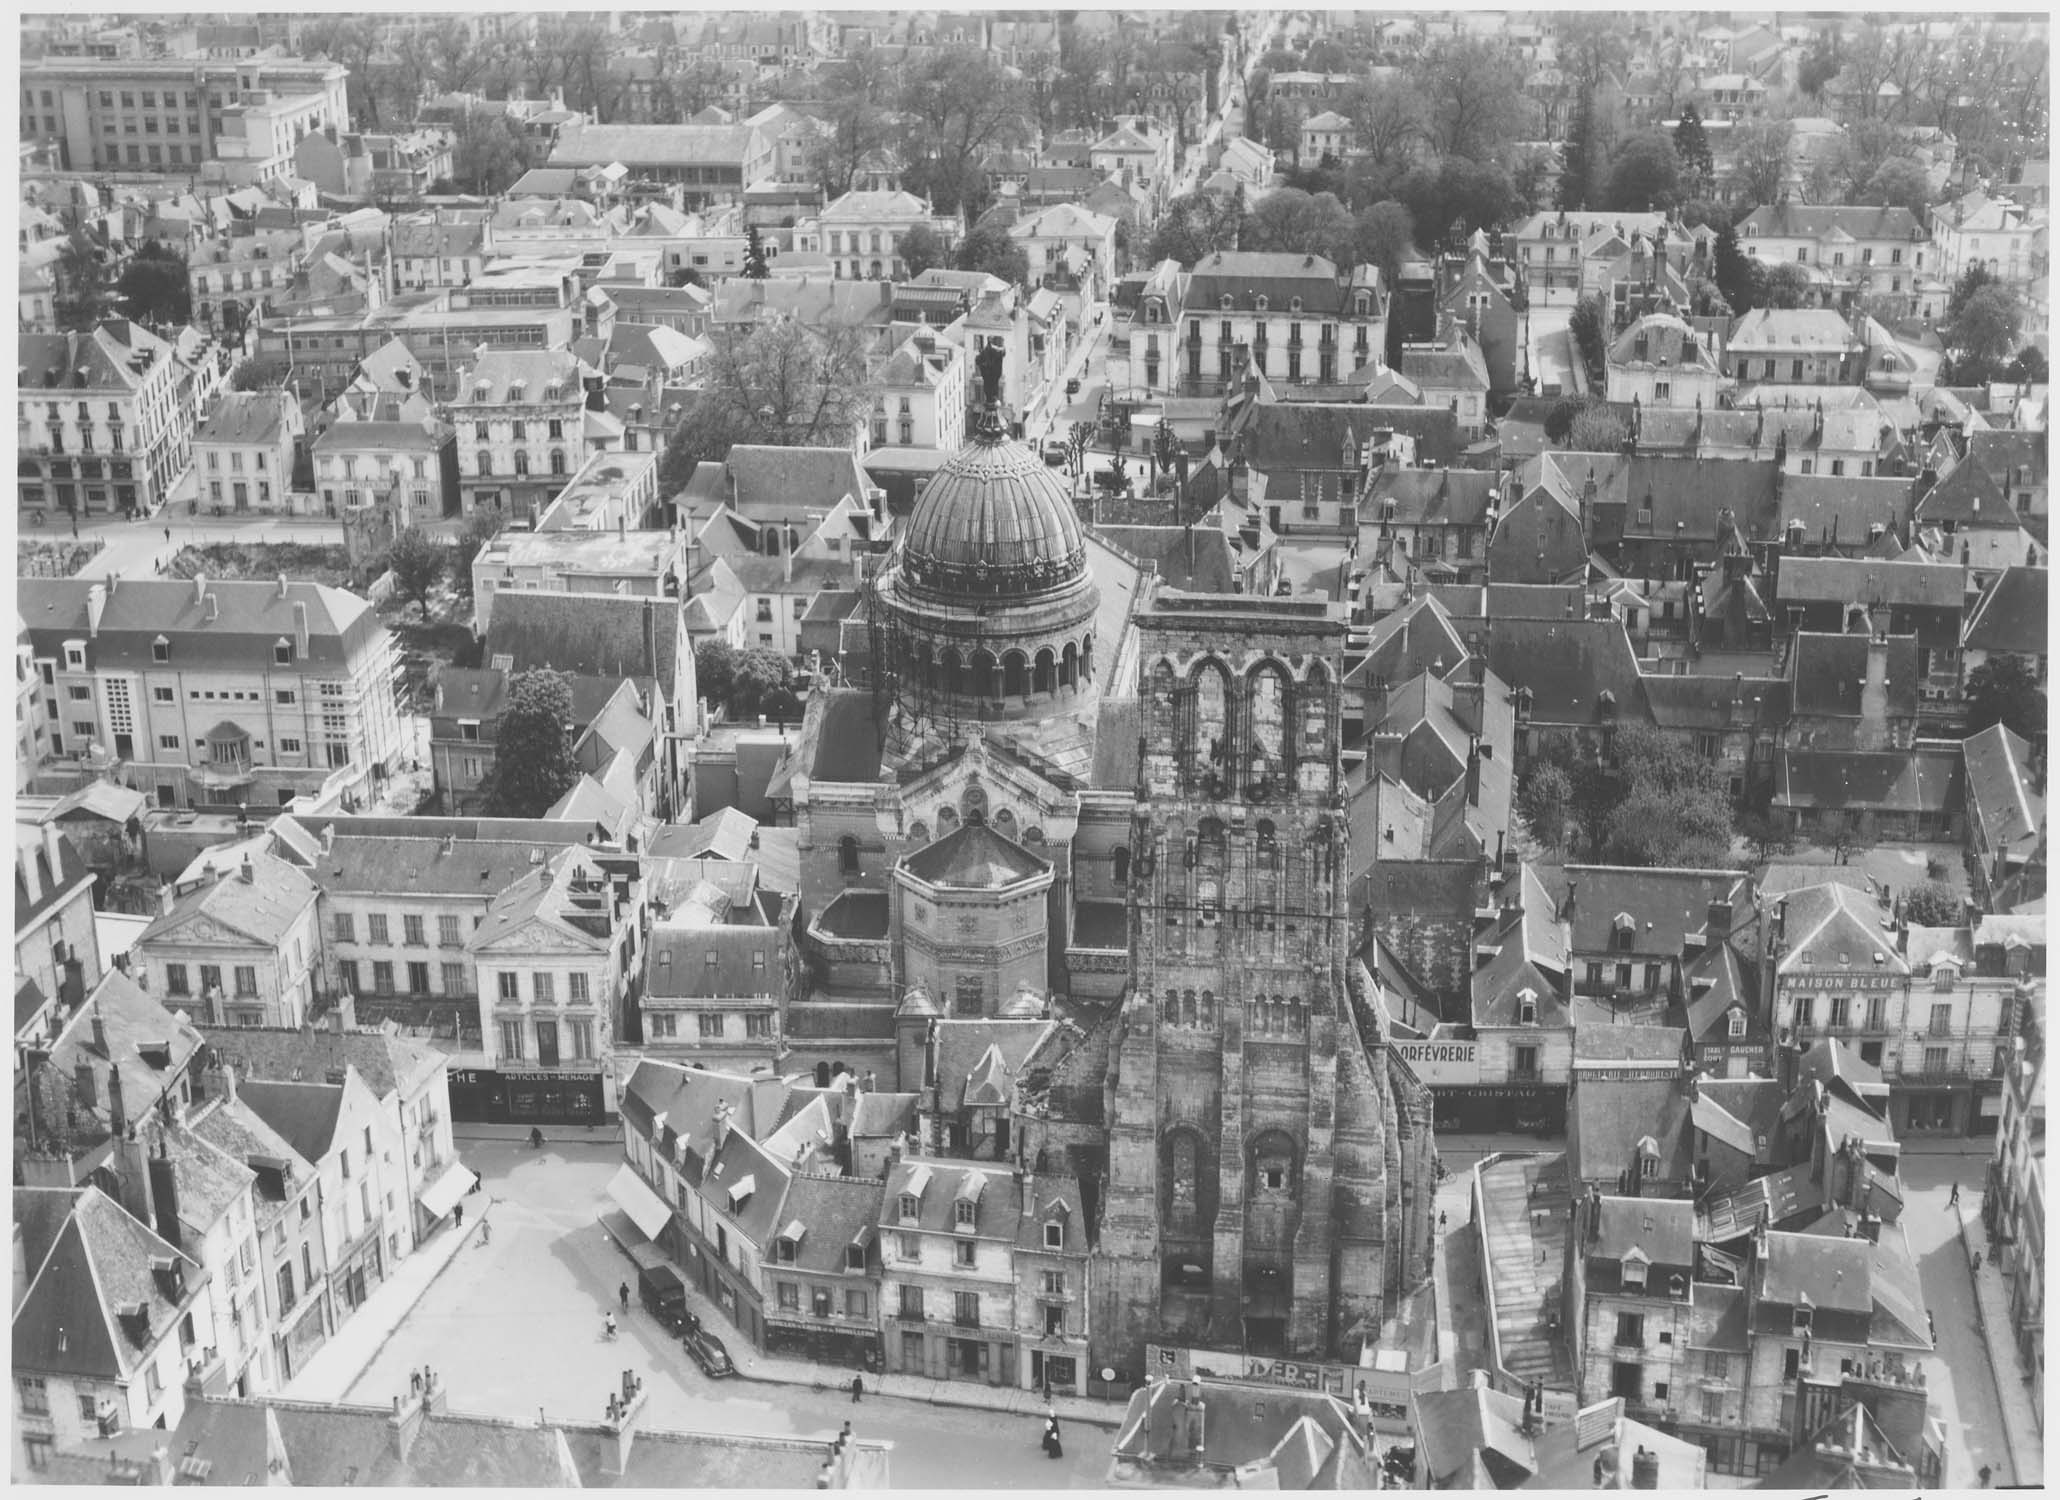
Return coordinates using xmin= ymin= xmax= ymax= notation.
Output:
xmin=1095 ymin=591 xmax=1433 ymax=1368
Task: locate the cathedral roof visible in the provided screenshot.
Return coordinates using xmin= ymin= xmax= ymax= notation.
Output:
xmin=897 ymin=428 xmax=1087 ymax=600
xmin=899 ymin=823 xmax=1048 ymax=890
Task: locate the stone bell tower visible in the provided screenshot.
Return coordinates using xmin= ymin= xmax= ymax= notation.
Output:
xmin=1094 ymin=590 xmax=1431 ymax=1370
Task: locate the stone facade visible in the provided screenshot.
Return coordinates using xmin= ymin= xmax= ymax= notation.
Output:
xmin=1094 ymin=592 xmax=1432 ymax=1368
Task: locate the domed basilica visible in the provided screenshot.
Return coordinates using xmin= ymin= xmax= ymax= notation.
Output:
xmin=773 ymin=356 xmax=1430 ymax=1375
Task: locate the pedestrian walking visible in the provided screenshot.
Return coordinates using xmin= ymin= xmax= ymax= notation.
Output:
xmin=453 ymin=1203 xmax=464 ymax=1229
xmin=480 ymin=1218 xmax=491 ymax=1246
xmin=618 ymin=1281 xmax=629 ymax=1313
xmin=1980 ymin=1464 xmax=1993 ymax=1487
xmin=1972 ymin=1250 xmax=1983 ymax=1274
xmin=838 ymin=1421 xmax=852 ymax=1447
xmin=70 ymin=514 xmax=79 ymax=538
xmin=603 ymin=1312 xmax=616 ymax=1340
xmin=849 ymin=1375 xmax=864 ymax=1403
xmin=1950 ymin=1180 xmax=1961 ymax=1206
xmin=164 ymin=526 xmax=171 ymax=544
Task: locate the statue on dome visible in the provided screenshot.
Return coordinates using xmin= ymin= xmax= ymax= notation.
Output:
xmin=975 ymin=339 xmax=1006 ymax=412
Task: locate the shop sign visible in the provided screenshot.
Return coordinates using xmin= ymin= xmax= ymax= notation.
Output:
xmin=1147 ymin=1344 xmax=1412 ymax=1424
xmin=1393 ymin=1039 xmax=1481 ymax=1086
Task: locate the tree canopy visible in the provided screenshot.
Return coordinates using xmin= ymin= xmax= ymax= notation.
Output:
xmin=1605 ymin=130 xmax=1682 ymax=212
xmin=657 ymin=317 xmax=873 ymax=491
xmin=898 ymin=223 xmax=949 ymax=280
xmin=1241 ymin=188 xmax=1357 ymax=266
xmin=1146 ymin=190 xmax=1248 ymax=266
xmin=1965 ymin=654 xmax=2047 ymax=744
xmin=113 ymin=241 xmax=190 ymax=327
xmin=1948 ymin=284 xmax=2024 ymax=371
xmin=385 ymin=527 xmax=447 ymax=620
xmin=449 ymin=110 xmax=532 ymax=196
xmin=955 ymin=223 xmax=1029 ymax=287
xmin=482 ymin=670 xmax=579 ymax=817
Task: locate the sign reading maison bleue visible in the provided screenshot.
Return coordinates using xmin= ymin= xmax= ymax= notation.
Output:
xmin=1391 ymin=1038 xmax=1481 ymax=1085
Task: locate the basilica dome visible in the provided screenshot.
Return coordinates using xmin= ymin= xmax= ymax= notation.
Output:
xmin=897 ymin=431 xmax=1086 ymax=600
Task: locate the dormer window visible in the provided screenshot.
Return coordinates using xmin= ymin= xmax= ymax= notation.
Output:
xmin=1728 ymin=1009 xmax=1747 ymax=1038
xmin=898 ymin=1193 xmax=919 ymax=1223
xmin=152 ymin=636 xmax=170 ymax=663
xmin=1044 ymin=1220 xmax=1064 ymax=1250
xmin=1355 ymin=294 xmax=1369 ymax=316
xmin=274 ymin=638 xmax=292 ymax=665
xmin=1792 ymin=1304 xmax=1813 ymax=1335
xmin=1621 ymin=1255 xmax=1647 ymax=1292
xmin=954 ymin=1198 xmax=976 ymax=1228
xmin=1518 ymin=988 xmax=1538 ymax=1026
xmin=1614 ymin=913 xmax=1636 ymax=952
xmin=845 ymin=1243 xmax=866 ymax=1272
xmin=1254 ymin=294 xmax=1269 ymax=312
xmin=1289 ymin=297 xmax=1303 ymax=313
xmin=776 ymin=1219 xmax=803 ymax=1263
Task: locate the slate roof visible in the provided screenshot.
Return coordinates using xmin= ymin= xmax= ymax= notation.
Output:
xmin=1777 ymin=474 xmax=1914 ymax=545
xmin=1482 ymin=616 xmax=1647 ymax=726
xmin=899 ymin=823 xmax=1048 ymax=890
xmin=1362 ymin=467 xmax=1498 ymax=526
xmin=1774 ymin=556 xmax=1966 ymax=610
xmin=1774 ymin=882 xmax=1908 ymax=976
xmin=1411 ymin=1384 xmax=1536 ymax=1488
xmin=194 ymin=389 xmax=294 ymax=448
xmin=1738 ymin=204 xmax=1925 ymax=241
xmin=14 ymin=823 xmax=92 ymax=934
xmin=1963 ymin=565 xmax=2047 ymax=654
xmin=1590 ymin=1195 xmax=1695 ymax=1265
xmin=1538 ymin=865 xmax=1750 ymax=961
xmin=1962 ymin=724 xmax=2044 ymax=860
xmin=1349 ymin=594 xmax=1470 ymax=691
xmin=234 ymin=1079 xmax=345 ymax=1166
xmin=1570 ymin=1077 xmax=1695 ymax=1185
xmin=49 ymin=968 xmax=205 ymax=1123
xmin=13 ymin=1185 xmax=202 ymax=1382
xmin=1790 ymin=633 xmax=1919 ymax=720
xmin=19 ymin=321 xmax=177 ymax=395
xmin=882 ymin=1156 xmax=1021 ymax=1240
xmin=484 ymin=591 xmax=677 ymax=685
xmin=18 ymin=578 xmax=382 ymax=675
xmin=139 ymin=852 xmax=316 ymax=948
xmin=769 ymin=1172 xmax=881 ymax=1274
xmin=548 ymin=122 xmax=767 ymax=169
xmin=1183 ymin=251 xmax=1351 ymax=316
xmin=1776 ymin=749 xmax=1963 ymax=817
xmin=198 ymin=1024 xmax=441 ymax=1100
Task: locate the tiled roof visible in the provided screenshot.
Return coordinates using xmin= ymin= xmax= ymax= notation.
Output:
xmin=1773 ymin=556 xmax=1965 ymax=610
xmin=769 ymin=1172 xmax=880 ymax=1274
xmin=1570 ymin=1076 xmax=1695 ymax=1185
xmin=882 ymin=1156 xmax=1021 ymax=1240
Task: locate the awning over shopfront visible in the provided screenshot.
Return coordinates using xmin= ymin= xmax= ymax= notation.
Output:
xmin=417 ymin=1159 xmax=477 ymax=1221
xmin=608 ymin=1163 xmax=674 ymax=1242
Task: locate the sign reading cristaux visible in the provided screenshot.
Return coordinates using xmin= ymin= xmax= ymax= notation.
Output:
xmin=1391 ymin=1039 xmax=1481 ymax=1086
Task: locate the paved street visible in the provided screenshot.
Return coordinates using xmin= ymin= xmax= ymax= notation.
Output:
xmin=343 ymin=1137 xmax=1114 ymax=1489
xmin=1898 ymin=1153 xmax=2022 ymax=1488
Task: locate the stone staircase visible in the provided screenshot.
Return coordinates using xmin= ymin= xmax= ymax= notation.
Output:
xmin=1477 ymin=1155 xmax=1573 ymax=1389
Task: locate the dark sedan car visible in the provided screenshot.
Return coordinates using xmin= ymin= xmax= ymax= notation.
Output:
xmin=679 ymin=1311 xmax=734 ymax=1378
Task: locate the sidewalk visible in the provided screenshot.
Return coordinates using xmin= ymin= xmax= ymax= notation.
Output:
xmin=1955 ymin=1201 xmax=2044 ymax=1486
xmin=284 ymin=1209 xmax=484 ymax=1404
xmin=595 ymin=1213 xmax=1127 ymax=1431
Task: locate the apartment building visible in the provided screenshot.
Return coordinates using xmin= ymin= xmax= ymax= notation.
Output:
xmin=14 ymin=577 xmax=403 ymax=809
xmin=1931 ymin=190 xmax=2045 ymax=286
xmin=816 ymin=191 xmax=964 ymax=281
xmin=1893 ymin=915 xmax=2040 ymax=1138
xmin=18 ymin=56 xmax=349 ymax=175
xmin=186 ymin=229 xmax=305 ymax=332
xmin=13 ymin=823 xmax=100 ymax=1030
xmin=1090 ymin=118 xmax=1176 ymax=209
xmin=196 ymin=1021 xmax=463 ymax=1252
xmin=1605 ymin=312 xmax=1725 ymax=406
xmin=19 ymin=321 xmax=190 ymax=518
xmin=1007 ymin=1171 xmax=1093 ymax=1396
xmin=879 ymin=1157 xmax=1025 ymax=1388
xmin=1983 ymin=1005 xmax=2044 ymax=1405
xmin=545 ymin=123 xmax=775 ymax=208
xmin=869 ymin=329 xmax=969 ymax=453
xmin=11 ymin=1187 xmax=215 ymax=1467
xmin=760 ymin=1173 xmax=886 ymax=1372
xmin=1725 ymin=310 xmax=1864 ymax=387
xmin=192 ymin=390 xmax=302 ymax=515
xmin=1735 ymin=204 xmax=1931 ymax=314
xmin=469 ymin=845 xmax=636 ymax=1123
xmin=1124 ymin=251 xmax=1388 ymax=399
xmin=133 ymin=850 xmax=320 ymax=1029
xmin=641 ymin=860 xmax=794 ymax=1068
xmin=311 ymin=405 xmax=457 ymax=529
xmin=449 ymin=348 xmax=590 ymax=521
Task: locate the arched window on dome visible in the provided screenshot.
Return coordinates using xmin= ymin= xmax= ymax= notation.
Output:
xmin=1193 ymin=660 xmax=1232 ymax=776
xmin=972 ymin=650 xmax=1000 ymax=701
xmin=993 ymin=808 xmax=1017 ymax=841
xmin=1002 ymin=650 xmax=1027 ymax=699
xmin=763 ymin=529 xmax=780 ymax=557
xmin=1081 ymin=636 xmax=1094 ymax=683
xmin=1112 ymin=846 xmax=1131 ymax=886
xmin=941 ymin=648 xmax=963 ymax=699
xmin=907 ymin=820 xmax=928 ymax=844
xmin=1064 ymin=643 xmax=1082 ymax=690
xmin=937 ymin=805 xmax=960 ymax=835
xmin=1033 ymin=648 xmax=1054 ymax=695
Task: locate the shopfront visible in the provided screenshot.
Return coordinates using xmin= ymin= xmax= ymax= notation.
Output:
xmin=764 ymin=1312 xmax=878 ymax=1370
xmin=278 ymin=1298 xmax=328 ymax=1382
xmin=1394 ymin=1039 xmax=1568 ymax=1136
xmin=448 ymin=1065 xmax=608 ymax=1125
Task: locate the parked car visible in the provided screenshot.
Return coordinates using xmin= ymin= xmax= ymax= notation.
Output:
xmin=679 ymin=1310 xmax=734 ymax=1378
xmin=1041 ymin=438 xmax=1069 ymax=466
